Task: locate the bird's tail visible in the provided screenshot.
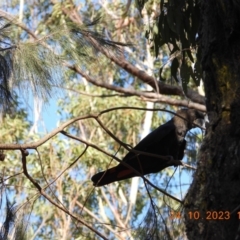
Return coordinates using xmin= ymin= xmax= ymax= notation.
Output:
xmin=91 ymin=166 xmax=137 ymax=187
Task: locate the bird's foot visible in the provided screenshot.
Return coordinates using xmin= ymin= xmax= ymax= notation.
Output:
xmin=166 ymin=156 xmax=182 ymax=167
xmin=170 ymin=160 xmax=182 ymax=167
xmin=174 ymin=160 xmax=183 ymax=167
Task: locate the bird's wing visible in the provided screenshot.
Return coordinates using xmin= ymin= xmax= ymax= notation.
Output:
xmin=130 ymin=119 xmax=175 ymax=151
xmin=121 ymin=119 xmax=176 ymax=162
xmin=177 ymin=139 xmax=186 ymax=160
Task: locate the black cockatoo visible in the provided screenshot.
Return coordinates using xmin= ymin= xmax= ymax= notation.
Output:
xmin=91 ymin=109 xmax=204 ymax=187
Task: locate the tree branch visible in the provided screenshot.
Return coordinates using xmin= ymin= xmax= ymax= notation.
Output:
xmin=60 ymin=130 xmax=183 ymax=204
xmin=66 ymin=64 xmax=206 ymax=111
xmin=2 ymin=106 xmax=201 ymax=205
xmin=58 ymin=2 xmax=205 ymax=105
xmin=0 ymin=9 xmax=206 ymax=108
xmin=19 ymin=149 xmax=109 ymax=240
xmin=76 ymin=201 xmax=126 ymax=240
xmin=0 ymin=106 xmax=204 ymax=150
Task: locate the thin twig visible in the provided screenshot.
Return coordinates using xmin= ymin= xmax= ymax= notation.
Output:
xmin=67 ymin=64 xmax=206 ymax=112
xmin=76 ymin=201 xmax=126 ymax=240
xmin=20 ymin=149 xmax=109 ymax=240
xmin=52 ymin=85 xmax=132 ymax=98
xmin=0 ymin=171 xmax=24 ymax=184
xmin=0 ymin=9 xmax=206 ymax=107
xmin=181 ymin=162 xmax=196 ymax=170
xmin=0 ymin=106 xmax=204 ymax=150
xmin=60 ymin=131 xmax=183 ymax=204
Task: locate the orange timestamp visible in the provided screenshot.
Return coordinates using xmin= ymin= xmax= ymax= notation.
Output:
xmin=169 ymin=211 xmax=240 ymax=220
xmin=188 ymin=211 xmax=230 ymax=220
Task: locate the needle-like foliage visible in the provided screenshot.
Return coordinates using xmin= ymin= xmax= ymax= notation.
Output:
xmin=0 ymin=16 xmax=131 ymax=111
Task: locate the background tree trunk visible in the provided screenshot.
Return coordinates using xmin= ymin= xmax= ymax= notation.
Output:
xmin=185 ymin=1 xmax=240 ymax=239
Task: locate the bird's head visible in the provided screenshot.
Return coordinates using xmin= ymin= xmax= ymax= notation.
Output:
xmin=175 ymin=109 xmax=205 ymax=130
xmin=173 ymin=109 xmax=205 ymax=141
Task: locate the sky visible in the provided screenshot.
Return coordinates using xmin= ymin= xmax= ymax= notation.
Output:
xmin=22 ymin=90 xmax=62 ymax=133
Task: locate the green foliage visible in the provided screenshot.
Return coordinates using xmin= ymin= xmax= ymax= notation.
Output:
xmin=139 ymin=0 xmax=202 ymax=91
xmin=0 ymin=19 xmax=14 ymax=111
xmin=0 ymin=11 xmax=131 ymax=112
xmin=0 ymin=0 xmax=202 ymax=239
xmin=58 ymin=83 xmax=146 ymax=163
xmin=0 ymin=197 xmax=29 ymax=240
xmin=170 ymin=57 xmax=179 ymax=82
xmin=12 ymin=42 xmax=62 ymax=100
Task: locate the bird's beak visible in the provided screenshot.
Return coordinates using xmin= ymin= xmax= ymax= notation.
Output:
xmin=193 ymin=113 xmax=207 ymax=129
